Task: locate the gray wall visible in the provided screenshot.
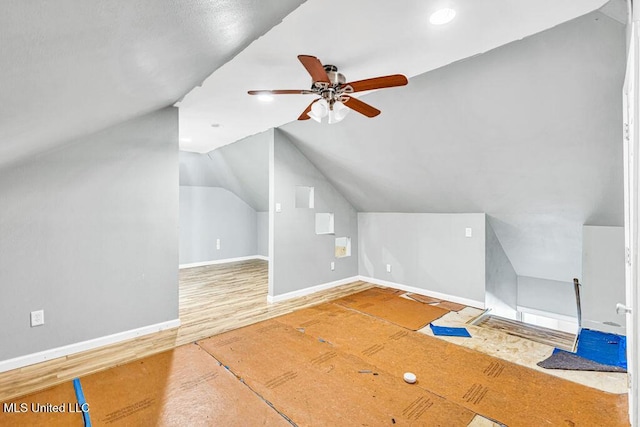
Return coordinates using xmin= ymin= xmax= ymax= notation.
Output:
xmin=179 ymin=131 xmax=270 ymax=264
xmin=256 ymin=212 xmax=269 ymax=257
xmin=517 ymin=276 xmax=577 ymax=318
xmin=271 ymin=129 xmax=358 ymax=296
xmin=582 ymin=225 xmax=626 ymax=333
xmin=179 ymin=130 xmax=269 ymax=212
xmin=0 ymin=108 xmax=179 ymax=361
xmin=179 ymin=151 xmax=220 ymax=187
xmin=179 ymin=186 xmax=257 ymax=264
xmin=485 ymin=217 xmax=518 ymax=318
xmin=358 ymin=213 xmax=486 ymax=304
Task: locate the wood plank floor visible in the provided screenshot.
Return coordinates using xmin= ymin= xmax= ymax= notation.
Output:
xmin=0 ymin=259 xmax=373 ymax=402
xmin=474 ymin=314 xmax=577 ymax=351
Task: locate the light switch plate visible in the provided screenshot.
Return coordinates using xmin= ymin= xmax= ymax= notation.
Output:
xmin=465 ymin=227 xmax=472 ymax=238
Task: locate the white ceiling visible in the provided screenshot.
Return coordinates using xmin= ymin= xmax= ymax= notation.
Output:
xmin=0 ymin=0 xmax=304 ymax=168
xmin=278 ymin=11 xmax=625 ymax=282
xmin=177 ymin=0 xmax=609 ymax=153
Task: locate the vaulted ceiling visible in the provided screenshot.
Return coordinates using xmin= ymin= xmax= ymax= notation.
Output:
xmin=2 ymin=1 xmax=627 ymax=284
xmin=0 ymin=0 xmax=304 ymax=167
xmin=177 ymin=0 xmax=612 ymax=153
xmin=180 ymin=3 xmax=626 ymax=284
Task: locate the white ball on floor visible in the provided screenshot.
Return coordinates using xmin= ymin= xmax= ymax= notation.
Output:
xmin=403 ymin=372 xmax=417 ymax=384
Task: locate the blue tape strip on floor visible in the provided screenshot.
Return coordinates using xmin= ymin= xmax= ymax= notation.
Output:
xmin=429 ymin=324 xmax=471 ymax=337
xmin=72 ymin=378 xmax=92 ymax=427
xmin=554 ymin=329 xmax=627 ymax=370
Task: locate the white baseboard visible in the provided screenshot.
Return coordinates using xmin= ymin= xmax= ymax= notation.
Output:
xmin=267 ymin=274 xmax=485 ymax=309
xmin=179 ymin=255 xmax=268 ymax=269
xmin=516 ymin=305 xmax=578 ymax=323
xmin=358 ymin=276 xmax=485 ymax=309
xmin=267 ymin=276 xmax=360 ymax=304
xmin=581 ymin=319 xmax=626 ymax=334
xmin=0 ymin=318 xmax=181 ymax=373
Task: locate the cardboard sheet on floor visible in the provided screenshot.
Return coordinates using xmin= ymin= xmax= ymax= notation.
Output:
xmin=334 ymin=288 xmax=449 ymax=330
xmin=76 ymin=344 xmax=289 ymax=426
xmin=436 ymin=301 xmax=467 ymax=311
xmin=406 ymin=293 xmax=467 ymax=312
xmin=373 ymin=286 xmax=405 ymax=295
xmin=273 ymin=303 xmax=629 ymax=427
xmin=0 ymin=380 xmax=83 ymax=426
xmin=198 ymin=320 xmax=477 ymax=426
xmin=406 ymin=293 xmax=442 ymax=304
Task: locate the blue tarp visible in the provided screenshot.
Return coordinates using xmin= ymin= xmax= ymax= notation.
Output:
xmin=553 ymin=328 xmax=627 ymax=370
xmin=429 ymin=324 xmax=471 ymax=337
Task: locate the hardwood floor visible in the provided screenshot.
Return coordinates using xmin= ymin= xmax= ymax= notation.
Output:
xmin=474 ymin=313 xmax=577 ymax=351
xmin=0 ymin=259 xmax=373 ymax=402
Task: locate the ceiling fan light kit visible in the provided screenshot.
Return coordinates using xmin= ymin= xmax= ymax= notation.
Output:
xmin=307 ymin=98 xmax=350 ymax=123
xmin=248 ymin=55 xmax=408 ymax=123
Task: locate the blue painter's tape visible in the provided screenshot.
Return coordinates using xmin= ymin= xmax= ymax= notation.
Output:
xmin=73 ymin=378 xmax=92 ymax=427
xmin=429 ymin=324 xmax=471 ymax=337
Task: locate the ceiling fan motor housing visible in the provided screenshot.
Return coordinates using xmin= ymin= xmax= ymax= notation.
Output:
xmin=312 ymin=64 xmax=347 ymax=106
xmin=322 ymin=64 xmax=346 ymax=85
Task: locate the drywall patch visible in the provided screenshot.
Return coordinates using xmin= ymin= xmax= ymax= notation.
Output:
xmin=295 ymin=186 xmax=314 ymax=208
xmin=315 ymin=213 xmax=335 ymax=235
xmin=335 ymin=237 xmax=351 ymax=258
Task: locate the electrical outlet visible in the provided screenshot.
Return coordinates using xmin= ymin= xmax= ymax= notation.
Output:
xmin=465 ymin=227 xmax=472 ymax=238
xmin=30 ymin=310 xmax=44 ymax=327
xmin=330 ymin=261 xmax=335 ymax=271
xmin=275 ymin=203 xmax=282 ymax=213
xmin=216 ymin=238 xmax=221 ymax=250
xmin=386 ymin=264 xmax=392 ymax=273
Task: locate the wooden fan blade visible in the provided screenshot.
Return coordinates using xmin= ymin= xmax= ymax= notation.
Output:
xmin=298 ymin=55 xmax=330 ymax=83
xmin=343 ymin=97 xmax=380 ymax=118
xmin=342 ymin=74 xmax=408 ymax=93
xmin=248 ymin=90 xmax=315 ymax=95
xmin=298 ymin=100 xmax=318 ymax=120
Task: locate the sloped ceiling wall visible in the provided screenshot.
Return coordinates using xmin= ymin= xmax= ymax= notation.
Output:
xmin=0 ymin=0 xmax=304 ymax=168
xmin=278 ymin=11 xmax=625 ymax=283
xmin=179 ymin=130 xmax=270 ymax=212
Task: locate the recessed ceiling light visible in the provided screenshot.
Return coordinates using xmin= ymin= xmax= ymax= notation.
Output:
xmin=257 ymin=94 xmax=274 ymax=102
xmin=430 ymin=8 xmax=456 ymax=25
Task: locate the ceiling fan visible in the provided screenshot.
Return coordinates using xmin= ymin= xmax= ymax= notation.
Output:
xmin=248 ymin=55 xmax=408 ymax=123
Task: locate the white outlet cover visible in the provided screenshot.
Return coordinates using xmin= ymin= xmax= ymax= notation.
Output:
xmin=386 ymin=264 xmax=392 ymax=273
xmin=465 ymin=227 xmax=473 ymax=238
xmin=275 ymin=203 xmax=282 ymax=213
xmin=30 ymin=310 xmax=44 ymax=327
xmin=216 ymin=238 xmax=221 ymax=250
xmin=330 ymin=261 xmax=335 ymax=271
